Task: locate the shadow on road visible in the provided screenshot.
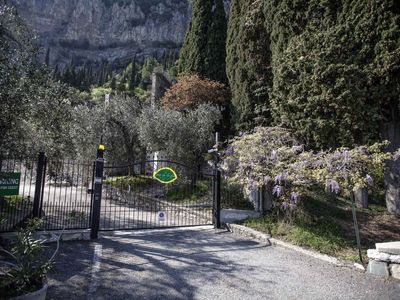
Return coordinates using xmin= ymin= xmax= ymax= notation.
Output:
xmin=47 ymin=228 xmax=274 ymax=299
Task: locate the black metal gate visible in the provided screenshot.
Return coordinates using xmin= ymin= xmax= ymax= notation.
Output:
xmin=99 ymin=160 xmax=214 ymax=230
xmin=0 ymin=153 xmax=95 ymax=232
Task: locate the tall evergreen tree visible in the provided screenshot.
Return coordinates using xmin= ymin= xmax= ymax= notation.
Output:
xmin=205 ymin=0 xmax=227 ymax=83
xmin=226 ymin=0 xmax=271 ymax=129
xmin=111 ymin=76 xmax=116 ymax=90
xmin=178 ymin=0 xmax=213 ymax=77
xmin=128 ymin=56 xmax=137 ymax=91
xmin=45 ymin=47 xmax=50 ymax=66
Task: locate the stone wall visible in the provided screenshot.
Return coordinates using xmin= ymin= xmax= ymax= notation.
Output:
xmin=367 ymin=242 xmax=400 ymax=280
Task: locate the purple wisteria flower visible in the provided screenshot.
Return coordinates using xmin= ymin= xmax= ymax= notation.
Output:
xmin=225 ymin=145 xmax=235 ymax=156
xmin=366 ymin=174 xmax=374 ymax=186
xmin=342 ymin=150 xmax=352 ymax=163
xmin=326 ymin=179 xmax=340 ymax=194
xmin=270 ymin=150 xmax=277 ymax=160
xmin=272 ymin=185 xmax=282 ymax=197
xmin=291 ymin=145 xmax=304 ymax=153
xmin=290 ymin=192 xmax=299 ymax=204
xmin=275 ymin=174 xmax=284 ymax=185
xmin=263 ymin=176 xmax=271 ymax=185
xmin=281 ymin=202 xmax=289 ymax=210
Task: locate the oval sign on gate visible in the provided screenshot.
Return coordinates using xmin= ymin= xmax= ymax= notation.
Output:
xmin=153 ymin=167 xmax=177 ymax=184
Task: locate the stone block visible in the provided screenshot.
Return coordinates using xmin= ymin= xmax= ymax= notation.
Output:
xmin=385 ymin=160 xmax=400 ymax=215
xmin=376 ymin=241 xmax=400 ymax=255
xmin=367 ymin=260 xmax=389 ymax=277
xmin=367 ymin=249 xmax=400 ymax=263
xmin=390 ymin=264 xmax=400 ymax=280
xmin=355 ymin=187 xmax=368 ymax=208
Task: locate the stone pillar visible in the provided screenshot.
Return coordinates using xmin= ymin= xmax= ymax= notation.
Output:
xmin=250 ymin=185 xmax=273 ymax=213
xmin=355 ymin=187 xmax=368 ymax=208
xmin=261 ymin=184 xmax=273 ymax=212
xmin=385 ymin=159 xmax=400 ymax=215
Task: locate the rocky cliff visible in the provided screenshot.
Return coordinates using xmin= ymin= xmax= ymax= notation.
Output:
xmin=10 ymin=0 xmax=194 ymax=67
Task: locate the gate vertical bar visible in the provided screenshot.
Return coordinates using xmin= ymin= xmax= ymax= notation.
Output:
xmin=212 ymin=132 xmax=221 ymax=229
xmin=33 ymin=152 xmax=46 ymax=218
xmin=91 ymin=145 xmax=105 ymax=239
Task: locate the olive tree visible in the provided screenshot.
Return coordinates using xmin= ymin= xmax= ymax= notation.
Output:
xmin=137 ymin=103 xmax=221 ymax=166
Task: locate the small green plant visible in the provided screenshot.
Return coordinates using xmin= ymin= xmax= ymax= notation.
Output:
xmin=166 ymin=180 xmax=210 ymax=202
xmin=104 ymin=175 xmax=154 ymax=190
xmin=66 ymin=210 xmax=86 ymax=220
xmin=0 ymin=218 xmax=61 ymax=298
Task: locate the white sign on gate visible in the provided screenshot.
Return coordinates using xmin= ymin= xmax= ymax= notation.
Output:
xmin=157 ymin=211 xmax=166 ymax=223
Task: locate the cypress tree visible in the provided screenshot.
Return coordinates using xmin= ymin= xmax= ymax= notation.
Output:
xmin=128 ymin=56 xmax=137 ymax=91
xmin=205 ymin=0 xmax=227 ymax=83
xmin=226 ymin=0 xmax=272 ymax=129
xmin=45 ymin=47 xmax=50 ymax=66
xmin=178 ymin=0 xmax=213 ymax=77
xmin=111 ymin=76 xmax=116 ymax=90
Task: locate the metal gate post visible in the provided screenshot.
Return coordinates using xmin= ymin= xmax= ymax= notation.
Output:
xmin=213 ymin=168 xmax=221 ymax=229
xmin=212 ymin=132 xmax=221 ymax=229
xmin=33 ymin=152 xmax=46 ymax=218
xmin=90 ymin=145 xmax=105 ymax=239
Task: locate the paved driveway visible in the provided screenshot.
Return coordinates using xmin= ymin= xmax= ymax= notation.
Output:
xmin=47 ymin=226 xmax=400 ymax=300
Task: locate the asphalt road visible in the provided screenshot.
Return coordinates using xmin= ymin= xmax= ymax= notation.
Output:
xmin=47 ymin=226 xmax=400 ymax=300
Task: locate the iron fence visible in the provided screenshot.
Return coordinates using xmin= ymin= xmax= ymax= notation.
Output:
xmin=0 ymin=151 xmax=257 ymax=234
xmin=0 ymin=157 xmax=37 ymax=232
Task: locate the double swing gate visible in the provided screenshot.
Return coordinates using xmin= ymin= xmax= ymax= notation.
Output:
xmin=0 ymin=151 xmax=220 ymax=235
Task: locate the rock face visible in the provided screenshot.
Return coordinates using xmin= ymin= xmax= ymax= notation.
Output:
xmin=10 ymin=0 xmax=192 ymax=67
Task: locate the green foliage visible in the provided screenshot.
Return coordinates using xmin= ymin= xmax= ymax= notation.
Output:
xmin=0 ymin=3 xmax=81 ymax=157
xmin=226 ymin=0 xmax=400 ymax=146
xmin=204 ymin=0 xmax=228 ymax=83
xmin=137 ymin=103 xmax=221 ymax=166
xmin=179 ymin=0 xmax=227 ymax=83
xmin=222 ymin=182 xmax=254 ymax=210
xmin=222 ymin=127 xmax=395 ymax=218
xmin=226 ymin=0 xmax=272 ymax=129
xmin=134 ymin=87 xmax=149 ymax=101
xmin=166 ymin=180 xmax=210 ymax=203
xmin=244 ymin=211 xmax=348 ymax=256
xmin=0 ymin=218 xmax=59 ymax=298
xmin=179 ymin=0 xmax=212 ymax=77
xmin=270 ymin=0 xmax=400 ymax=149
xmin=140 ymin=56 xmax=158 ymax=88
xmin=104 ymin=176 xmax=154 ymax=190
xmin=91 ymin=86 xmax=112 ymax=102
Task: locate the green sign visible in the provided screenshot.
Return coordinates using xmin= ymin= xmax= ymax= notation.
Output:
xmin=153 ymin=168 xmax=177 ymax=184
xmin=0 ymin=172 xmax=21 ymax=196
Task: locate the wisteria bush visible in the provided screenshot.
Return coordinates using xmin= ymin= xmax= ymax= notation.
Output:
xmin=222 ymin=127 xmax=395 ymax=217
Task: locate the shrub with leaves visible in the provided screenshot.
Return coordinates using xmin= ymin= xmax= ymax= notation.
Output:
xmin=138 ymin=103 xmax=221 ymax=166
xmin=222 ymin=127 xmax=396 ymax=216
xmin=0 ymin=218 xmax=60 ymax=298
xmin=161 ymin=74 xmax=230 ymax=111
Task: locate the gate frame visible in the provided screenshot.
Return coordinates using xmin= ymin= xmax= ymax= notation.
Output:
xmin=90 ymin=146 xmax=105 ymax=239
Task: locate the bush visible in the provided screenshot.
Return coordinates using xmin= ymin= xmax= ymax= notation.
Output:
xmin=222 ymin=127 xmax=394 ymax=219
xmin=104 ymin=176 xmax=154 ymax=190
xmin=137 ymin=103 xmax=221 ymax=165
xmin=161 ymin=74 xmax=230 ymax=111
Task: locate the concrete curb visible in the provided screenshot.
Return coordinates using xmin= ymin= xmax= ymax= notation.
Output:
xmin=223 ymin=223 xmax=358 ymax=269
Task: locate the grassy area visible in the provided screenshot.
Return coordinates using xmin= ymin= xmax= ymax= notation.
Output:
xmin=104 ymin=175 xmax=154 ymax=190
xmin=242 ymin=188 xmax=400 ymax=262
xmin=166 ymin=180 xmax=209 ymax=203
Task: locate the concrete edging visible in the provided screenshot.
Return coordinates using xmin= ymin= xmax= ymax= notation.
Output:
xmin=223 ymin=222 xmax=355 ymax=268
